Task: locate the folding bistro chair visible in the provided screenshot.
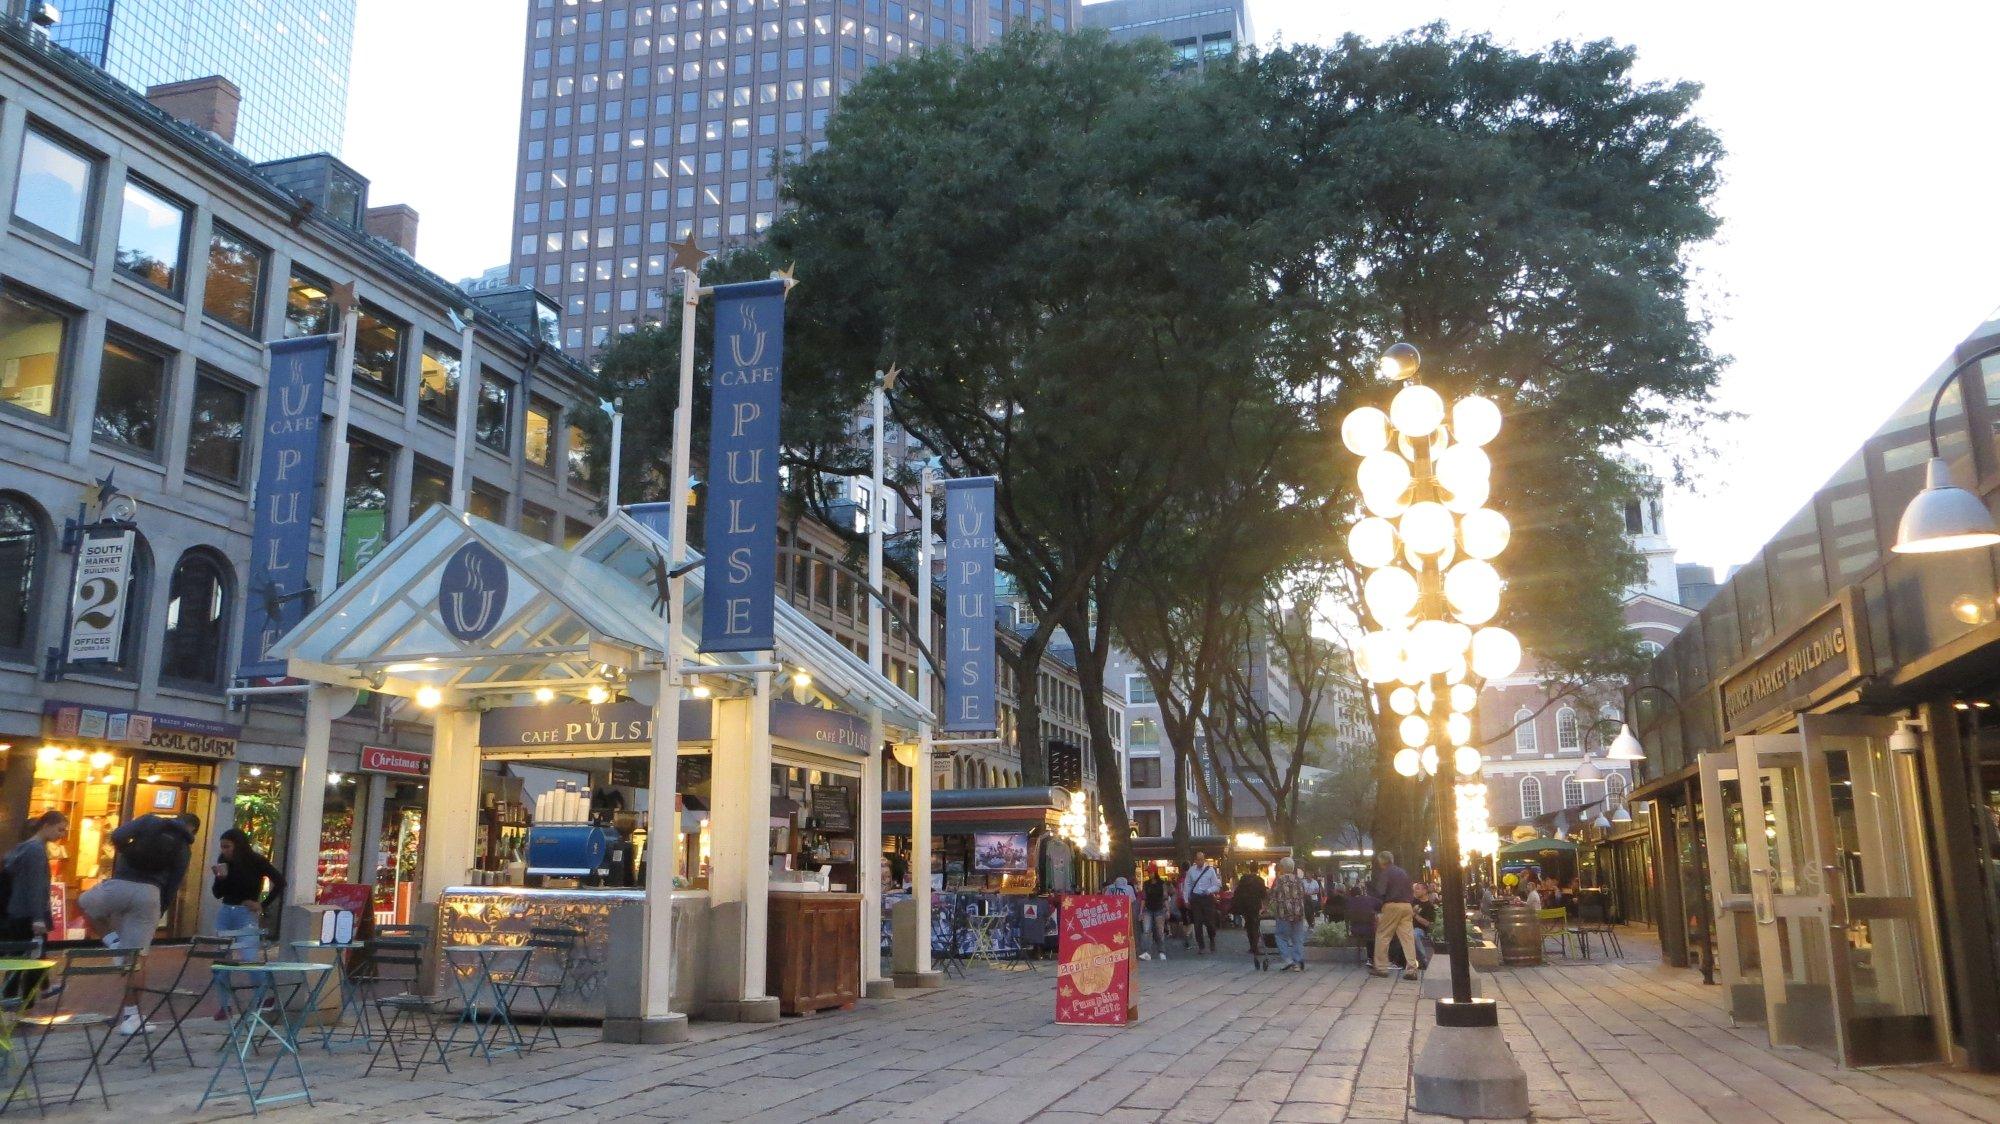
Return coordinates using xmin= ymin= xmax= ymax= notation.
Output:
xmin=362 ymin=938 xmax=453 ymax=1079
xmin=1570 ymin=898 xmax=1622 ymax=959
xmin=504 ymin=928 xmax=579 ymax=1052
xmin=4 ymin=949 xmax=142 ymax=1114
xmin=1538 ymin=907 xmax=1573 ymax=957
xmin=111 ymin=936 xmax=237 ymax=1068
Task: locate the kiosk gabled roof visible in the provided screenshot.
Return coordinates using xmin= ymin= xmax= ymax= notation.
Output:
xmin=271 ymin=507 xmax=669 ymax=699
xmin=574 ymin=509 xmax=929 ymax=735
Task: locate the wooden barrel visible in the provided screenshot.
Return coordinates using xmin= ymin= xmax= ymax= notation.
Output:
xmin=1496 ymin=903 xmax=1543 ymax=967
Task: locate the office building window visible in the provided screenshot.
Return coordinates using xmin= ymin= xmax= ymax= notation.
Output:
xmin=0 ymin=493 xmax=45 ymax=659
xmin=1129 ymin=756 xmax=1161 ymax=790
xmin=408 ymin=456 xmax=450 ymax=522
xmin=1125 ymin=674 xmax=1155 ymax=704
xmin=284 ymin=269 xmax=334 ymax=338
xmin=94 ymin=534 xmax=152 ymax=679
xmin=1562 ymin=774 xmax=1585 ymax=809
xmin=567 ymin=422 xmax=596 ymax=492
xmin=202 ymin=223 xmax=265 ymax=334
xmin=162 ymin=550 xmax=232 ymax=688
xmin=114 ymin=178 xmax=188 ymax=294
xmin=1127 ymin=716 xmax=1160 ymax=748
xmin=93 ymin=336 xmax=168 ymax=454
xmin=0 ymin=288 xmax=71 ymax=420
xmin=353 ymin=304 xmax=403 ymax=399
xmin=521 ymin=503 xmax=556 ymax=543
xmin=340 ymin=436 xmax=395 ymax=581
xmin=469 ymin=484 xmax=507 ymax=524
xmin=417 ymin=339 xmax=461 ymax=423
xmin=476 ymin=372 xmax=514 ymax=451
xmin=184 ymin=371 xmax=249 ymax=485
xmin=526 ymin=397 xmax=556 ymax=468
xmin=12 ymin=128 xmax=96 ymax=247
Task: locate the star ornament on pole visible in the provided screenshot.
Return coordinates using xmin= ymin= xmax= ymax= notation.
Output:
xmin=668 ymin=235 xmax=711 ymax=276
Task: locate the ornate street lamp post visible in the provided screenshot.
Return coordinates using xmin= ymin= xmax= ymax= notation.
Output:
xmin=1341 ymin=343 xmax=1528 ymax=1117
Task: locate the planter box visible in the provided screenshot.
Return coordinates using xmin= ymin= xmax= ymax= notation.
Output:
xmin=1467 ymin=941 xmax=1502 ymax=972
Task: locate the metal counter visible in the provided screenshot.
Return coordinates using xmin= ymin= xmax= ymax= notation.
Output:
xmin=436 ymin=886 xmax=711 ymax=1020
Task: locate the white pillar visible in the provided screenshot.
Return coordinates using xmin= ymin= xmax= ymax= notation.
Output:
xmin=283 ymin=685 xmax=355 ymax=942
xmin=630 ymin=666 xmax=686 ymax=1039
xmin=859 ymin=706 xmax=888 ymax=995
xmin=419 ymin=707 xmax=480 ymax=901
xmin=911 ymin=467 xmax=938 ymax=982
xmin=704 ymin=683 xmax=777 ymax=1020
xmin=449 ymin=317 xmax=479 ymax=510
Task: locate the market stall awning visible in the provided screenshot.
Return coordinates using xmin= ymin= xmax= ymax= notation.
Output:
xmin=883 ymin=786 xmax=1067 ymax=833
xmin=1499 ymin=837 xmax=1577 ymax=860
xmin=271 ymin=507 xmax=669 ymax=701
xmin=575 ymin=510 xmax=927 ymax=737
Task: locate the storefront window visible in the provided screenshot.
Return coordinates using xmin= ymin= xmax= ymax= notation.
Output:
xmin=29 ymin=743 xmax=128 ymax=942
xmin=525 ymin=398 xmax=556 ymax=468
xmin=284 ymin=268 xmax=332 ymax=339
xmin=133 ymin=756 xmax=216 ymax=937
xmin=476 ymin=372 xmax=513 ymax=451
xmin=0 ymin=493 xmax=45 ymax=659
xmin=318 ymin=772 xmax=362 ymax=892
xmin=232 ymin=764 xmax=294 ymax=876
xmin=374 ymin=778 xmax=426 ymax=924
xmin=417 ymin=339 xmax=460 ymax=424
xmin=352 ymin=303 xmax=404 ymax=400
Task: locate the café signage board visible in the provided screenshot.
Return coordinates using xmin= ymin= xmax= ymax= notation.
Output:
xmin=1716 ymin=587 xmax=1869 ymax=737
xmin=1056 ymin=893 xmax=1136 ymax=1026
xmin=478 ymin=697 xmax=870 ymax=759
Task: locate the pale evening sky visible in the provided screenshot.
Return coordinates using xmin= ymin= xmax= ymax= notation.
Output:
xmin=344 ymin=1 xmax=2000 ymax=572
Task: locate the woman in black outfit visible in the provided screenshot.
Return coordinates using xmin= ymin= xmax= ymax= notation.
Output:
xmin=1233 ymin=865 xmax=1268 ymax=968
xmin=211 ymin=828 xmax=286 ymax=958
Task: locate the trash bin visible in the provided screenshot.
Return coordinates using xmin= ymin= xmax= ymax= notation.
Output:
xmin=1496 ymin=903 xmax=1543 ymax=967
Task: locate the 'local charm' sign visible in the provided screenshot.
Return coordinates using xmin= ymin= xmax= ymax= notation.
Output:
xmin=944 ymin=477 xmax=998 ymax=731
xmin=701 ymin=278 xmax=788 ymax=653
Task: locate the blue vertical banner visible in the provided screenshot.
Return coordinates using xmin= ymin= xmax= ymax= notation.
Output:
xmin=944 ymin=477 xmax=998 ymax=731
xmin=700 ymin=279 xmax=787 ymax=653
xmin=240 ymin=335 xmax=333 ymax=679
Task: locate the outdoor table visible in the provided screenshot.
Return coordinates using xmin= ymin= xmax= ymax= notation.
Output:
xmin=442 ymin=945 xmax=532 ymax=1063
xmin=0 ymin=958 xmax=54 ymax=1073
xmin=289 ymin=940 xmax=371 ymax=1049
xmin=198 ymin=962 xmax=334 ymax=1114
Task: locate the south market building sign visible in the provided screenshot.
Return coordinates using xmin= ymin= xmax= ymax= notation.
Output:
xmin=1715 ymin=587 xmax=1870 ymax=736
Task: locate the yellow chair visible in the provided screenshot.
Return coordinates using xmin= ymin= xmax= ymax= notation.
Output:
xmin=1537 ymin=907 xmax=1572 ymax=957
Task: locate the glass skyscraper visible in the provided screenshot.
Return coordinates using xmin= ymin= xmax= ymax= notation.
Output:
xmin=51 ymin=0 xmax=356 ymax=161
xmin=509 ymin=0 xmax=1080 ymax=361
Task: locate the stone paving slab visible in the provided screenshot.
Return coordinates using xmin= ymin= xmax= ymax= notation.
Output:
xmin=11 ymin=929 xmax=2000 ymax=1121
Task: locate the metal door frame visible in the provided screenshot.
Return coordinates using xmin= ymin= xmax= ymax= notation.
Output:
xmin=1698 ymin=750 xmax=1761 ymax=1023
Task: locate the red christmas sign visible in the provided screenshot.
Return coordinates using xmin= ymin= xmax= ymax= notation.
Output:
xmin=1056 ymin=893 xmax=1137 ymax=1026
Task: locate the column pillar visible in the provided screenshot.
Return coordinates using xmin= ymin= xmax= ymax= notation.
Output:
xmin=282 ymin=684 xmax=354 ymax=942
xmin=605 ymin=668 xmax=689 ymax=1043
xmin=703 ymin=681 xmax=778 ymax=1021
xmin=860 ymin=707 xmax=892 ymax=997
xmin=418 ymin=706 xmax=480 ymax=901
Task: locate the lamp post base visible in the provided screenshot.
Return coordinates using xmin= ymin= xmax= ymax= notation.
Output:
xmin=1412 ymin=1000 xmax=1528 ymax=1120
xmin=1421 ymin=955 xmax=1481 ymax=1000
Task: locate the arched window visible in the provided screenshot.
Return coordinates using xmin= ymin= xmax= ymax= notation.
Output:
xmin=1512 ymin=708 xmax=1538 ymax=754
xmin=1556 ymin=707 xmax=1581 ymax=753
xmin=0 ymin=493 xmax=47 ymax=660
xmin=1638 ymin=639 xmax=1664 ymax=657
xmin=951 ymin=759 xmax=964 ymax=789
xmin=1606 ymin=773 xmax=1629 ymax=813
xmin=1562 ymin=774 xmax=1586 ymax=809
xmin=1519 ymin=777 xmax=1543 ymax=818
xmin=162 ymin=550 xmax=232 ymax=688
xmin=977 ymin=761 xmax=989 ymax=788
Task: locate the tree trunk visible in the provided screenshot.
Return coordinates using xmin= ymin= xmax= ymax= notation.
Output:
xmin=1063 ymin=604 xmax=1132 ymax=881
xmin=1007 ymin=630 xmax=1053 ymax=787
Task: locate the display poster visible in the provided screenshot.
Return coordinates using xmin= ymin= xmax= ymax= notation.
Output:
xmin=1056 ymin=893 xmax=1137 ymax=1026
xmin=241 ymin=335 xmax=333 ymax=678
xmin=943 ymin=476 xmax=997 ymax=731
xmin=66 ymin=527 xmax=133 ymax=662
xmin=973 ymin=831 xmax=1030 ymax=872
xmin=810 ymin=783 xmax=853 ymax=832
xmin=700 ymin=278 xmax=788 ymax=653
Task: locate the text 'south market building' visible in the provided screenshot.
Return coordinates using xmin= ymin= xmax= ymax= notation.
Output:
xmin=1629 ymin=308 xmax=2000 ymax=1071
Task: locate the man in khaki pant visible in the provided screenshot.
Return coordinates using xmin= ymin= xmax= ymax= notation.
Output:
xmin=1369 ymin=851 xmax=1420 ymax=980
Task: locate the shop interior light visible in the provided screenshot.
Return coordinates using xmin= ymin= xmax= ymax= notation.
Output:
xmin=37 ymin=745 xmax=58 ymax=764
xmin=248 ymin=766 xmax=263 ymax=778
xmin=585 ymin=683 xmax=611 ymax=705
xmin=64 ymin=748 xmax=83 ymax=762
xmin=1606 ymin=723 xmax=1646 ymax=762
xmin=1234 ymin=831 xmax=1267 ymax=850
xmin=791 ymin=670 xmax=813 ymax=689
xmin=328 ymin=772 xmax=344 ymax=785
xmin=691 ymin=680 xmax=713 ymax=699
xmin=145 ymin=774 xmax=160 ymax=784
xmin=414 ymin=685 xmax=443 ymax=709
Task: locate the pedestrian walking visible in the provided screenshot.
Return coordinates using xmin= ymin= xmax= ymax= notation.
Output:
xmin=1233 ymin=864 xmax=1267 ymax=968
xmin=1368 ymin=850 xmax=1420 ymax=981
xmin=1344 ymin=885 xmax=1380 ymax=968
xmin=1183 ymin=852 xmax=1222 ymax=954
xmin=2 ymin=811 xmax=65 ymax=944
xmin=211 ymin=828 xmax=285 ymax=960
xmin=78 ymin=811 xmax=197 ymax=1035
xmin=1411 ymin=882 xmax=1436 ymax=970
xmin=1140 ymin=870 xmax=1170 ymax=961
xmin=1300 ymin=870 xmax=1322 ymax=928
xmin=1268 ymin=858 xmax=1308 ymax=971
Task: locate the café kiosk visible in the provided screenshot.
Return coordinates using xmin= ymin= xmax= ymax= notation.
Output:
xmin=270 ymin=508 xmax=926 ymax=1034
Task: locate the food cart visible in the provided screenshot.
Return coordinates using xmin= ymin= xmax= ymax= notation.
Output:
xmin=272 ymin=508 xmax=926 ymax=1031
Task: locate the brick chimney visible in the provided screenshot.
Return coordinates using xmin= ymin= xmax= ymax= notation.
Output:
xmin=145 ymin=76 xmax=241 ymax=146
xmin=364 ymin=204 xmax=420 ymax=255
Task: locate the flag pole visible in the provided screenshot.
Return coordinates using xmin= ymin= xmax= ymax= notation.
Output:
xmin=449 ymin=309 xmax=478 ymax=510
xmin=314 ymin=290 xmax=361 ymax=600
xmin=914 ymin=463 xmax=936 ymax=980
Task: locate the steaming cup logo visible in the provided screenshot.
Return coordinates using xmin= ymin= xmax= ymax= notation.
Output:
xmin=729 ymin=303 xmax=768 ymax=368
xmin=439 ymin=542 xmax=508 ymax=641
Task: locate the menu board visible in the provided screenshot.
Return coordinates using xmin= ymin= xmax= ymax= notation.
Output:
xmin=811 ymin=783 xmax=853 ymax=832
xmin=1056 ymin=893 xmax=1136 ymax=1026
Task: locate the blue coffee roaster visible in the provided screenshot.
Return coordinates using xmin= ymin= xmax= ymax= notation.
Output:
xmin=524 ymin=823 xmax=614 ymax=880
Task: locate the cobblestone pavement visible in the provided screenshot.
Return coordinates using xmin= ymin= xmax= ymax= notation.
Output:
xmin=17 ymin=929 xmax=2000 ymax=1122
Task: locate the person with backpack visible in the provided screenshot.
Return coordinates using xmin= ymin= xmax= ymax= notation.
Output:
xmin=1139 ymin=870 xmax=1171 ymax=961
xmin=2 ymin=811 xmax=67 ymax=942
xmin=78 ymin=812 xmax=198 ymax=1035
xmin=211 ymin=828 xmax=285 ymax=958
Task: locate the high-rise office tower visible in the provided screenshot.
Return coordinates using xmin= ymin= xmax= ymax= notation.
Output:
xmin=510 ymin=0 xmax=1081 ymax=360
xmin=1079 ymin=0 xmax=1250 ymax=68
xmin=49 ymin=0 xmax=356 ymax=161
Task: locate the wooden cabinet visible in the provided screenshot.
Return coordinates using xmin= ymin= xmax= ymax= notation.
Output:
xmin=767 ymin=891 xmax=861 ymax=1016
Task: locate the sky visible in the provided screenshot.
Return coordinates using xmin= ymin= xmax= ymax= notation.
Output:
xmin=344 ymin=1 xmax=2000 ymax=572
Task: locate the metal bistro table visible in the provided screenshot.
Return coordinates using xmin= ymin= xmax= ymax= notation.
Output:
xmin=0 ymin=958 xmax=54 ymax=1073
xmin=442 ymin=945 xmax=531 ymax=1063
xmin=198 ymin=962 xmax=333 ymax=1115
xmin=289 ymin=940 xmax=372 ymax=1049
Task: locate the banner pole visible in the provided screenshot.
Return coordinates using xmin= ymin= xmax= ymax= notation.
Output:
xmin=915 ymin=464 xmax=935 ymax=977
xmin=449 ymin=312 xmax=478 ymax=510
xmin=314 ymin=300 xmax=361 ymax=601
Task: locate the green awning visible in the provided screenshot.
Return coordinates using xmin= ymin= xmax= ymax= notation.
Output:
xmin=1498 ymin=837 xmax=1577 ymax=857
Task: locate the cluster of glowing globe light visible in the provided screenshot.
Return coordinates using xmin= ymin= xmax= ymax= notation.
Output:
xmin=1342 ymin=372 xmax=1521 ymax=782
xmin=1455 ymin=782 xmax=1498 ymax=864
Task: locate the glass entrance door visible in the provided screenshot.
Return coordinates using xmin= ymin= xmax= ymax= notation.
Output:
xmin=1699 ymin=751 xmax=1762 ymax=1023
xmin=1795 ymin=715 xmax=1945 ymax=1067
xmin=1737 ymin=719 xmax=1946 ymax=1066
